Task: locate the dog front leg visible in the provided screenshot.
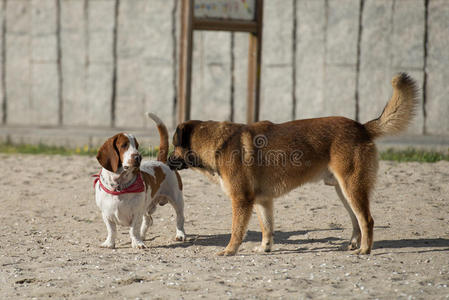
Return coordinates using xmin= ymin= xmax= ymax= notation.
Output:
xmin=130 ymin=216 xmax=146 ymax=249
xmin=254 ymin=198 xmax=274 ymax=253
xmin=217 ymin=196 xmax=254 ymax=256
xmin=100 ymin=215 xmax=117 ymax=249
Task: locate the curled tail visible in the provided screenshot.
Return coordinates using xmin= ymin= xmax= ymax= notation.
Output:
xmin=146 ymin=113 xmax=169 ymax=163
xmin=364 ymin=73 xmax=419 ymax=139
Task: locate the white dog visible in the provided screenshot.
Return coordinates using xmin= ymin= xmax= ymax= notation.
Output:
xmin=94 ymin=113 xmax=185 ymax=249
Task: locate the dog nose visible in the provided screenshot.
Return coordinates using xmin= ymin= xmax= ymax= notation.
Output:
xmin=167 ymin=156 xmax=176 ymax=170
xmin=132 ymin=153 xmax=141 ymax=164
xmin=167 ymin=155 xmax=186 ymax=170
xmin=167 ymin=156 xmax=177 ymax=169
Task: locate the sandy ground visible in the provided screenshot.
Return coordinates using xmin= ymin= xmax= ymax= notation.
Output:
xmin=0 ymin=153 xmax=448 ymax=299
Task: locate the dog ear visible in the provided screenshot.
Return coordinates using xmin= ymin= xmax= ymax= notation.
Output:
xmin=173 ymin=126 xmax=182 ymax=147
xmin=96 ymin=135 xmax=121 ymax=172
xmin=173 ymin=123 xmax=193 ymax=149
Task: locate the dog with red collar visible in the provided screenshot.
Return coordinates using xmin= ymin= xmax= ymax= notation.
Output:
xmin=94 ymin=113 xmax=185 ymax=249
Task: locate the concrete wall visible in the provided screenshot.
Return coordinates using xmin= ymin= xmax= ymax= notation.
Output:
xmin=0 ymin=0 xmax=448 ymax=137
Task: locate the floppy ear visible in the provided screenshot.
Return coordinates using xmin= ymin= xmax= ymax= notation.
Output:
xmin=173 ymin=126 xmax=182 ymax=147
xmin=96 ymin=136 xmax=120 ymax=172
xmin=173 ymin=123 xmax=192 ymax=149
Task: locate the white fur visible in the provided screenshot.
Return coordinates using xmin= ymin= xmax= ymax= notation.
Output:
xmin=219 ymin=177 xmax=229 ymax=196
xmin=146 ymin=112 xmax=162 ymax=125
xmin=122 ymin=134 xmax=140 ymax=169
xmin=95 ymin=137 xmax=185 ymax=249
xmin=95 ymin=169 xmax=147 ymax=249
xmin=139 ymin=160 xmax=185 ymax=243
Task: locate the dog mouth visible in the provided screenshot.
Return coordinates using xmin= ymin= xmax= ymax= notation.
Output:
xmin=122 ymin=164 xmax=139 ymax=172
xmin=123 ymin=159 xmax=141 ymax=171
xmin=167 ymin=156 xmax=188 ymax=170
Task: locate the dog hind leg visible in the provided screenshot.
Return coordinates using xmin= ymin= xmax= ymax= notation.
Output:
xmin=334 ymin=174 xmax=374 ymax=255
xmin=170 ymin=193 xmax=186 ymax=241
xmin=140 ymin=213 xmax=153 ymax=240
xmin=331 ymin=144 xmax=377 ymax=254
xmin=335 ymin=184 xmax=361 ymax=250
xmin=140 ymin=203 xmax=156 ymax=239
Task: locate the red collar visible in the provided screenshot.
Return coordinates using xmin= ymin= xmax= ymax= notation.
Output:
xmin=93 ymin=170 xmax=145 ymax=195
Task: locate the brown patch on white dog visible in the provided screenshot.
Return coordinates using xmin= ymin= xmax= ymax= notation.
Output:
xmin=142 ymin=166 xmax=166 ymax=198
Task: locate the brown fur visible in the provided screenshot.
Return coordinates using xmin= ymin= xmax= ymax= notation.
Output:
xmin=142 ymin=166 xmax=166 ymax=198
xmin=97 ymin=133 xmax=138 ymax=172
xmin=365 ymin=73 xmax=419 ymax=138
xmin=168 ymin=73 xmax=418 ymax=256
xmin=175 ymin=171 xmax=183 ymax=191
xmin=147 ymin=113 xmax=169 ymax=163
xmin=155 ymin=124 xmax=169 ymax=163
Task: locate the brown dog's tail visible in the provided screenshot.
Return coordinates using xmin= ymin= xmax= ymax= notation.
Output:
xmin=364 ymin=73 xmax=419 ymax=139
xmin=146 ymin=113 xmax=169 ymax=163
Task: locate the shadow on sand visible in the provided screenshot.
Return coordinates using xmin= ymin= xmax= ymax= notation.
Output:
xmin=373 ymin=238 xmax=449 ymax=254
xmin=154 ymin=228 xmax=449 ymax=255
xmin=154 ymin=228 xmax=344 ymax=251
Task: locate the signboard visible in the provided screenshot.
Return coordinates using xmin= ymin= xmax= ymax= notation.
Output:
xmin=194 ymin=0 xmax=256 ymax=21
xmin=178 ymin=0 xmax=263 ymax=124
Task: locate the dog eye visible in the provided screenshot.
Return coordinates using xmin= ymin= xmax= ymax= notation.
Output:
xmin=121 ymin=143 xmax=128 ymax=149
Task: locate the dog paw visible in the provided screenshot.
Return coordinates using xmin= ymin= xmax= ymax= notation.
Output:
xmin=351 ymin=248 xmax=371 ymax=255
xmin=100 ymin=241 xmax=115 ymax=249
xmin=175 ymin=235 xmax=186 ymax=242
xmin=132 ymin=240 xmax=147 ymax=249
xmin=175 ymin=230 xmax=186 ymax=242
xmin=253 ymin=245 xmax=272 ymax=253
xmin=347 ymin=243 xmax=359 ymax=251
xmin=340 ymin=239 xmax=359 ymax=251
xmin=216 ymin=249 xmax=237 ymax=256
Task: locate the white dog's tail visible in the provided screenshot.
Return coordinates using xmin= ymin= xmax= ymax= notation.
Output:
xmin=146 ymin=113 xmax=169 ymax=163
xmin=364 ymin=73 xmax=419 ymax=139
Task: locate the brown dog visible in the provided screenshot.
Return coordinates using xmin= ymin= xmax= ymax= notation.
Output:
xmin=168 ymin=73 xmax=418 ymax=256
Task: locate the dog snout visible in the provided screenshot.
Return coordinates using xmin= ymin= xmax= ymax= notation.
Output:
xmin=168 ymin=155 xmax=187 ymax=170
xmin=132 ymin=153 xmax=142 ymax=166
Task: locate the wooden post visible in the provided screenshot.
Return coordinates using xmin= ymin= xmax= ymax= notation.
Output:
xmin=247 ymin=0 xmax=263 ymax=124
xmin=178 ymin=0 xmax=193 ymax=124
xmin=178 ymin=0 xmax=263 ymax=125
